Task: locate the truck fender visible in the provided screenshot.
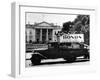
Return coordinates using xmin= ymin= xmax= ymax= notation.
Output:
xmin=31 ymin=52 xmax=47 ymax=59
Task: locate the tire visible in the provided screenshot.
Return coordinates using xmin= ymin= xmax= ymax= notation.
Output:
xmin=30 ymin=55 xmax=41 ymax=65
xmin=64 ymin=56 xmax=76 ymax=62
xmin=84 ymin=54 xmax=89 ymax=59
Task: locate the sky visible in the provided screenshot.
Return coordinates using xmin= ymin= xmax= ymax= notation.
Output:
xmin=26 ymin=12 xmax=77 ymax=26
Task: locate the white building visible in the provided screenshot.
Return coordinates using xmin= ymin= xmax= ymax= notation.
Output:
xmin=26 ymin=21 xmax=61 ymax=43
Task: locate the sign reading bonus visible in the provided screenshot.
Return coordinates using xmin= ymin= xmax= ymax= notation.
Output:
xmin=59 ymin=34 xmax=84 ymax=42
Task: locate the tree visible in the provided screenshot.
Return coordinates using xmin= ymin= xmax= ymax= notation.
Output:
xmin=73 ymin=15 xmax=90 ymax=45
xmin=62 ymin=21 xmax=73 ymax=33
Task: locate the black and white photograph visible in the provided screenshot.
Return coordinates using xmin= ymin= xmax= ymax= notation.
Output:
xmin=25 ymin=12 xmax=90 ymax=67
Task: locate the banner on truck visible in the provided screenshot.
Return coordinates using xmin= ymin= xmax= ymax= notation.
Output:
xmin=59 ymin=34 xmax=84 ymax=42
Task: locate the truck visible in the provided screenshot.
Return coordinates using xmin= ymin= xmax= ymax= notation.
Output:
xmin=30 ymin=34 xmax=89 ymax=65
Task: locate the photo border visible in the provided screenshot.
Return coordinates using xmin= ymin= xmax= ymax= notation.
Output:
xmin=11 ymin=2 xmax=96 ymax=78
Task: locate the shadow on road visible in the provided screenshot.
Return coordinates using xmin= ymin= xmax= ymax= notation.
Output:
xmin=33 ymin=59 xmax=90 ymax=66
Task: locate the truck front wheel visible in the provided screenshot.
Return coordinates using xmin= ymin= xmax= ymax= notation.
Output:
xmin=30 ymin=55 xmax=41 ymax=65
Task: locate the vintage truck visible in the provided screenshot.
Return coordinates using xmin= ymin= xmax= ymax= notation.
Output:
xmin=30 ymin=42 xmax=89 ymax=65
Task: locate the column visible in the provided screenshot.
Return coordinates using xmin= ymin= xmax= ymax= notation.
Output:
xmin=51 ymin=29 xmax=53 ymax=41
xmin=46 ymin=29 xmax=48 ymax=42
xmin=25 ymin=31 xmax=27 ymax=43
xmin=40 ymin=29 xmax=42 ymax=42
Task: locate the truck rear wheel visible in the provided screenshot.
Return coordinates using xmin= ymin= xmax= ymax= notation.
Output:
xmin=84 ymin=54 xmax=89 ymax=59
xmin=64 ymin=56 xmax=76 ymax=62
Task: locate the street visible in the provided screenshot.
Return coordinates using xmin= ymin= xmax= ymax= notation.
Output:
xmin=25 ymin=57 xmax=89 ymax=67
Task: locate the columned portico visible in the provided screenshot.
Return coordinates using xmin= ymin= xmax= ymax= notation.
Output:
xmin=36 ymin=28 xmax=52 ymax=43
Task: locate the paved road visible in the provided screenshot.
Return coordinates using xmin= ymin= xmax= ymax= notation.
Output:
xmin=25 ymin=58 xmax=89 ymax=67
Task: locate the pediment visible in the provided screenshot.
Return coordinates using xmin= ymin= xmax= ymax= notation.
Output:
xmin=35 ymin=21 xmax=54 ymax=27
